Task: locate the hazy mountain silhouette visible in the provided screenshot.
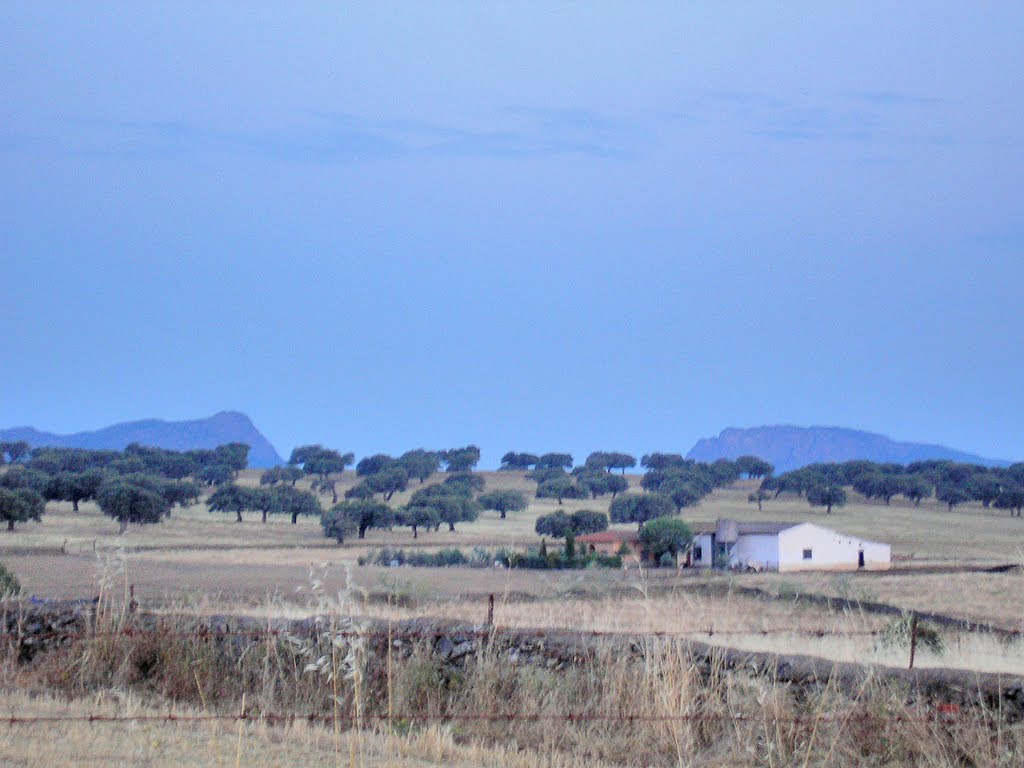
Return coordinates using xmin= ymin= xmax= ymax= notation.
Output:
xmin=687 ymin=425 xmax=1007 ymax=473
xmin=0 ymin=410 xmax=283 ymax=468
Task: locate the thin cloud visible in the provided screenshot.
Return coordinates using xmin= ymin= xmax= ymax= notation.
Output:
xmin=11 ymin=108 xmax=634 ymax=162
xmin=850 ymin=90 xmax=944 ymax=107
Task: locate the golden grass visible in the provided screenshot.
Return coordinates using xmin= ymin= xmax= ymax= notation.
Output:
xmin=0 ymin=690 xmax=607 ymax=768
xmin=3 ymin=472 xmax=1021 ymax=562
xmin=3 ymin=614 xmax=1020 ymax=768
xmin=333 ymin=587 xmax=1024 ymax=676
xmin=743 ymin=569 xmax=1024 ymax=629
xmin=2 ymin=470 xmax=1023 ymax=666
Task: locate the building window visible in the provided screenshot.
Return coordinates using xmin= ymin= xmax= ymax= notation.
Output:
xmin=693 ymin=546 xmax=702 ymax=561
xmin=802 ymin=549 xmax=813 ymax=561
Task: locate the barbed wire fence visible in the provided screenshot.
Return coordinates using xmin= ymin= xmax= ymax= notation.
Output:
xmin=0 ymin=592 xmax=1019 ymax=732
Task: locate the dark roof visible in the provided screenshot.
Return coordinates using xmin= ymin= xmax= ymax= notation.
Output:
xmin=691 ymin=520 xmax=800 ymax=536
xmin=737 ymin=522 xmax=799 ymax=535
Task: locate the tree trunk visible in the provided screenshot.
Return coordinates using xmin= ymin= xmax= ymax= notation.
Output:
xmin=412 ymin=526 xmax=418 ymax=539
xmin=826 ymin=504 xmax=832 ymax=514
xmin=236 ymin=510 xmax=243 ymax=523
xmin=262 ymin=510 xmax=268 ymax=524
xmin=448 ymin=522 xmax=455 ymax=532
xmin=332 ymin=489 xmax=338 ymax=503
xmin=336 ymin=535 xmax=344 ymax=544
xmin=292 ymin=513 xmax=298 ymax=524
xmin=72 ymin=499 xmax=80 ymax=512
xmin=756 ymin=499 xmax=762 ymax=511
xmin=358 ymin=527 xmax=366 ymax=539
xmin=7 ymin=520 xmax=13 ymax=531
xmin=119 ymin=519 xmax=128 ymax=534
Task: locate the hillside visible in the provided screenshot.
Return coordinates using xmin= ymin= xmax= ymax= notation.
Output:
xmin=687 ymin=425 xmax=1006 ymax=473
xmin=0 ymin=410 xmax=283 ymax=467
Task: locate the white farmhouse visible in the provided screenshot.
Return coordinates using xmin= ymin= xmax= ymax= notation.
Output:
xmin=686 ymin=519 xmax=890 ymax=572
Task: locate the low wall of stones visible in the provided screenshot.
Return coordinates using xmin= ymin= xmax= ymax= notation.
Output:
xmin=3 ymin=601 xmax=1022 ymax=721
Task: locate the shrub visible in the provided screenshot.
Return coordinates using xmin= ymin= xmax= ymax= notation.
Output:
xmin=877 ymin=614 xmax=944 ymax=655
xmin=362 ymin=547 xmax=620 ymax=570
xmin=0 ymin=562 xmax=19 ymax=595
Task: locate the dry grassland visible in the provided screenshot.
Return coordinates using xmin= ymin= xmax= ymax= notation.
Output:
xmin=1 ymin=470 xmax=1023 ymax=676
xmin=0 ymin=691 xmax=595 ymax=768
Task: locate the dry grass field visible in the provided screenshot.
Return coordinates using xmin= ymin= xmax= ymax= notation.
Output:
xmin=2 ymin=469 xmax=1022 ymax=675
xmin=0 ymin=691 xmax=596 ymax=768
xmin=1 ymin=468 xmax=1023 ymax=765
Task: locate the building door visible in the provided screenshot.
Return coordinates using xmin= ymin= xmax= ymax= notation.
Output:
xmin=858 ymin=550 xmax=865 ymax=569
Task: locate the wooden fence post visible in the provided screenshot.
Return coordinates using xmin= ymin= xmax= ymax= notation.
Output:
xmin=908 ymin=613 xmax=919 ymax=669
xmin=487 ymin=594 xmax=494 ymax=627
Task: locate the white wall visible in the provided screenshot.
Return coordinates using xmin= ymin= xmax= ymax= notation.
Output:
xmin=778 ymin=523 xmax=891 ymax=572
xmin=690 ymin=533 xmax=714 ymax=566
xmin=729 ymin=534 xmax=779 ymax=569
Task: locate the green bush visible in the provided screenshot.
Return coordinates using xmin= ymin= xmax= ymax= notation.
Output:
xmin=0 ymin=562 xmax=19 ymax=595
xmin=360 ymin=547 xmax=621 ymax=570
xmin=877 ymin=614 xmax=944 ymax=655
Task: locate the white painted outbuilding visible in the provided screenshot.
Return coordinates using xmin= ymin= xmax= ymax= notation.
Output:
xmin=686 ymin=520 xmax=890 ymax=572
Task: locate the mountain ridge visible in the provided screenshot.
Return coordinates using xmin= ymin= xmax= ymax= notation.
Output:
xmin=0 ymin=410 xmax=283 ymax=468
xmin=687 ymin=425 xmax=1008 ymax=473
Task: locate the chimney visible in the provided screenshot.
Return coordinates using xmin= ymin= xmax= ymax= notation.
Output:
xmin=716 ymin=518 xmax=739 ymax=544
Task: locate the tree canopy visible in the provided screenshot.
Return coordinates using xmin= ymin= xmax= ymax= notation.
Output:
xmin=536 ymin=452 xmax=573 ymax=470
xmin=534 ymin=509 xmax=608 ymax=539
xmin=639 ymin=517 xmax=693 ymax=563
xmin=207 ymin=484 xmax=257 ymax=523
xmin=322 ymin=499 xmax=393 ymax=543
xmin=536 ymin=475 xmax=585 ymax=505
xmin=43 ymin=469 xmax=105 ymax=511
xmin=398 ymin=449 xmax=441 ymax=483
xmin=290 ymin=445 xmax=353 ymax=479
xmin=500 ymin=452 xmax=539 ymax=471
xmin=477 ymin=489 xmax=528 ymax=519
xmin=584 ymin=451 xmax=637 ymax=474
xmin=260 ymin=465 xmax=304 ymax=486
xmin=0 ymin=441 xmax=31 ymax=465
xmin=609 ymin=493 xmax=675 ymax=529
xmin=806 ymin=484 xmax=847 ymax=514
xmin=0 ymin=487 xmax=45 ymax=531
xmin=397 ymin=505 xmax=440 ymax=538
xmin=734 ymin=455 xmax=774 ymax=479
xmin=95 ymin=481 xmax=167 ymax=533
xmin=272 ymin=485 xmax=322 ymax=524
xmin=440 ymin=445 xmax=481 ymax=473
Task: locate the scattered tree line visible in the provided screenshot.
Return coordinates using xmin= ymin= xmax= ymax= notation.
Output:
xmin=0 ymin=442 xmax=249 ymax=532
xmin=758 ymin=459 xmax=1024 ymax=516
xmin=506 ymin=450 xmax=774 ymax=530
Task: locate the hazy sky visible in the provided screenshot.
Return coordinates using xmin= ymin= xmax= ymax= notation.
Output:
xmin=2 ymin=3 xmax=1022 ymax=465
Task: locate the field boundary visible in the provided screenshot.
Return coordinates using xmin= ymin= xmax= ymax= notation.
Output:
xmin=3 ymin=601 xmax=1022 ymax=722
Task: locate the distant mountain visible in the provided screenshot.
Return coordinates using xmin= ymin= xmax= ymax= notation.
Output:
xmin=687 ymin=425 xmax=1008 ymax=473
xmin=0 ymin=411 xmax=283 ymax=468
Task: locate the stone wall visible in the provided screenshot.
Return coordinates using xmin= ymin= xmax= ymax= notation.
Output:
xmin=3 ymin=601 xmax=1022 ymax=721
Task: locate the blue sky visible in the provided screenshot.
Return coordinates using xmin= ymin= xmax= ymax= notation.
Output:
xmin=2 ymin=3 xmax=1022 ymax=465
